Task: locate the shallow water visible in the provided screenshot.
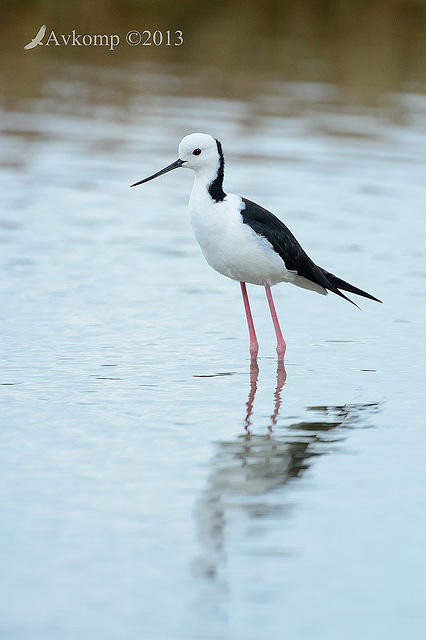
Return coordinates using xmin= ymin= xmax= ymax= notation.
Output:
xmin=1 ymin=60 xmax=426 ymax=639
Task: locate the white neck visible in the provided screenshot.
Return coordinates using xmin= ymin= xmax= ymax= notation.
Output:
xmin=189 ymin=172 xmax=211 ymax=209
xmin=189 ymin=157 xmax=225 ymax=207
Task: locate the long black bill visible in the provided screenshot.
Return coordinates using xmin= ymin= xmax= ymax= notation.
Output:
xmin=130 ymin=158 xmax=185 ymax=187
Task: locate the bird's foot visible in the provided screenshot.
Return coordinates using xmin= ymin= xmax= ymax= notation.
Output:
xmin=249 ymin=343 xmax=259 ymax=361
xmin=276 ymin=343 xmax=286 ymax=361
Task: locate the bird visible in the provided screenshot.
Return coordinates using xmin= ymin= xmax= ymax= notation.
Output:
xmin=24 ymin=24 xmax=46 ymax=50
xmin=131 ymin=133 xmax=381 ymax=361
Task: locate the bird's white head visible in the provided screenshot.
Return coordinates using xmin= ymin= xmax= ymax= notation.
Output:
xmin=131 ymin=132 xmax=226 ymax=200
xmin=177 ymin=133 xmax=220 ymax=173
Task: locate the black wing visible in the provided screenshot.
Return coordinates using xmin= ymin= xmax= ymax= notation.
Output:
xmin=241 ymin=198 xmax=380 ymax=305
xmin=320 ymin=269 xmax=381 ymax=303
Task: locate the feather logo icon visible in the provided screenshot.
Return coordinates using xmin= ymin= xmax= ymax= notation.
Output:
xmin=24 ymin=24 xmax=46 ymax=50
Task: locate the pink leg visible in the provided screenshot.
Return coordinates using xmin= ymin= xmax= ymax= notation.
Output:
xmin=264 ymin=282 xmax=286 ymax=360
xmin=240 ymin=282 xmax=258 ymax=361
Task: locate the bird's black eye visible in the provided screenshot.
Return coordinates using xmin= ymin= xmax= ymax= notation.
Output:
xmin=192 ymin=148 xmax=202 ymax=156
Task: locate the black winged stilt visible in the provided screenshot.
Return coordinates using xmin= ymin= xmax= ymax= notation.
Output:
xmin=131 ymin=133 xmax=381 ymax=362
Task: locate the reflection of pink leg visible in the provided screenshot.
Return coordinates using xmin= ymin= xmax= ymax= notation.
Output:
xmin=268 ymin=361 xmax=287 ymax=433
xmin=240 ymin=282 xmax=258 ymax=361
xmin=244 ymin=361 xmax=259 ymax=433
xmin=264 ymin=282 xmax=286 ymax=360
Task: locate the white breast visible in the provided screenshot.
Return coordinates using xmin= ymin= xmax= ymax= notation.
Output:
xmin=189 ymin=187 xmax=291 ymax=286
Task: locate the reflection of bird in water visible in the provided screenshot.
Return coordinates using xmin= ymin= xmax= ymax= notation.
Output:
xmin=244 ymin=361 xmax=286 ymax=434
xmin=194 ymin=364 xmax=379 ymax=578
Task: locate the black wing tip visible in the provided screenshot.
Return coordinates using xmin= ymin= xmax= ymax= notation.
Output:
xmin=321 ymin=268 xmax=382 ymax=304
xmin=335 ymin=289 xmax=360 ymax=309
xmin=341 ymin=289 xmax=382 ymax=305
xmin=333 ymin=287 xmax=383 ymax=309
xmin=341 ymin=290 xmax=382 ymax=305
xmin=347 ymin=288 xmax=382 ymax=304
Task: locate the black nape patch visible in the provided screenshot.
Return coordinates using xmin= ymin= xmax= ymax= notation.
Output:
xmin=208 ymin=139 xmax=226 ymax=202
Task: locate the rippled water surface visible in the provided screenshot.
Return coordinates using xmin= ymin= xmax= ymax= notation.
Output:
xmin=1 ymin=59 xmax=426 ymax=639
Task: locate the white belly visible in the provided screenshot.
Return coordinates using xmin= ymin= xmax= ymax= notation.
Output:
xmin=189 ymin=192 xmax=291 ymax=286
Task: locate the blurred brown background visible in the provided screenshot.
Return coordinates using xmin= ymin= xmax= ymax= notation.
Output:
xmin=1 ymin=0 xmax=425 ymax=108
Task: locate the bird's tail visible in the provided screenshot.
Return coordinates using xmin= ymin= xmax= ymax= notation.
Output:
xmin=321 ymin=268 xmax=382 ymax=303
